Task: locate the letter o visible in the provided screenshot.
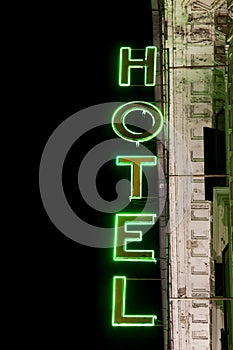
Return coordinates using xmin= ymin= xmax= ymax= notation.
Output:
xmin=111 ymin=101 xmax=164 ymax=142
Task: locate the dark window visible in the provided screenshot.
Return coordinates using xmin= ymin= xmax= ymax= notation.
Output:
xmin=204 ymin=126 xmax=226 ymax=200
xmin=221 ymin=328 xmax=227 ymax=350
xmin=215 ymin=261 xmax=223 ymax=296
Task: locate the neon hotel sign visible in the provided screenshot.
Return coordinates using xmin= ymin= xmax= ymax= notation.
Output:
xmin=111 ymin=46 xmax=164 ymax=326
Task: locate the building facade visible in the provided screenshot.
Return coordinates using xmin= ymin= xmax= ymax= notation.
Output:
xmin=151 ymin=0 xmax=233 ymax=348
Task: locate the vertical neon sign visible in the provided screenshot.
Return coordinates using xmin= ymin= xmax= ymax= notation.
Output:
xmin=111 ymin=46 xmax=164 ymax=326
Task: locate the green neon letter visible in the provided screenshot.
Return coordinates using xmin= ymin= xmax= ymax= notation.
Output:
xmin=112 ymin=276 xmax=157 ymax=326
xmin=114 ymin=213 xmax=157 ymax=262
xmin=111 ymin=101 xmax=164 ymax=142
xmin=116 ymin=156 xmax=157 ymax=199
xmin=119 ymin=46 xmax=157 ymax=86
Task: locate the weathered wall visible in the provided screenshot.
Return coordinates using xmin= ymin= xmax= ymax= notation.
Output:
xmin=164 ymin=1 xmax=229 ymax=349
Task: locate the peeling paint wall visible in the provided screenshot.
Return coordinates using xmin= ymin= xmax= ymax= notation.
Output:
xmin=163 ymin=1 xmax=229 ymax=349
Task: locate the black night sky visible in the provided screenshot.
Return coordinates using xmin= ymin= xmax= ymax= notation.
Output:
xmin=36 ymin=1 xmax=164 ymax=348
